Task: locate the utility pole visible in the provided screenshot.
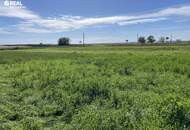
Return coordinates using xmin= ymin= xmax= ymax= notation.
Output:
xmin=137 ymin=34 xmax=139 ymax=43
xmin=170 ymin=34 xmax=173 ymax=44
xmin=83 ymin=32 xmax=85 ymax=47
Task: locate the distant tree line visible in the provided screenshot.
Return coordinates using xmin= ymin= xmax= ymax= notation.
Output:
xmin=56 ymin=36 xmax=183 ymax=46
xmin=137 ymin=35 xmax=182 ymax=45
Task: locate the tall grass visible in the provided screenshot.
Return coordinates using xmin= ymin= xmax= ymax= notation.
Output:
xmin=0 ymin=45 xmax=190 ymax=129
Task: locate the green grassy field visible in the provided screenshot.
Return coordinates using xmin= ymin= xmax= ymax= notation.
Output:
xmin=1 ymin=45 xmax=190 ymax=130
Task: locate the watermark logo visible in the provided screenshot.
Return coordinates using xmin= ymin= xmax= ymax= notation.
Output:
xmin=4 ymin=0 xmax=24 ymax=8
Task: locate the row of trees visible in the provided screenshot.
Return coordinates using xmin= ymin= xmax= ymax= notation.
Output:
xmin=138 ymin=35 xmax=155 ymax=44
xmin=137 ymin=35 xmax=181 ymax=44
xmin=57 ymin=36 xmax=182 ymax=46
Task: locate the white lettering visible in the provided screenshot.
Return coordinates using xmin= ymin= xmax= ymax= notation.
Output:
xmin=3 ymin=0 xmax=24 ymax=8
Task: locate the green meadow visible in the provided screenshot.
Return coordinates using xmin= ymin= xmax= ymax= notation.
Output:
xmin=1 ymin=45 xmax=190 ymax=130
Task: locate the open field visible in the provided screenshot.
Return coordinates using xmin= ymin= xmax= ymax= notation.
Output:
xmin=0 ymin=45 xmax=31 ymax=50
xmin=1 ymin=45 xmax=190 ymax=129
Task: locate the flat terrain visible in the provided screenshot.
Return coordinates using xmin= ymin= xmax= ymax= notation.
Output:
xmin=0 ymin=45 xmax=29 ymax=50
xmin=0 ymin=45 xmax=190 ymax=130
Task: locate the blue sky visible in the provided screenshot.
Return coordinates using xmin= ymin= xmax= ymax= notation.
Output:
xmin=0 ymin=0 xmax=190 ymax=44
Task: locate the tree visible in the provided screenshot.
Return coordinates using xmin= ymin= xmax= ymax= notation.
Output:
xmin=58 ymin=37 xmax=70 ymax=46
xmin=166 ymin=37 xmax=170 ymax=43
xmin=138 ymin=37 xmax=146 ymax=44
xmin=39 ymin=43 xmax=43 ymax=46
xmin=147 ymin=35 xmax=156 ymax=44
xmin=176 ymin=39 xmax=182 ymax=43
xmin=159 ymin=37 xmax=165 ymax=44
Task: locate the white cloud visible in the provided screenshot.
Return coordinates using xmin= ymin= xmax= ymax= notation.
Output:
xmin=0 ymin=7 xmax=39 ymax=20
xmin=175 ymin=19 xmax=189 ymax=23
xmin=118 ymin=18 xmax=168 ymax=26
xmin=158 ymin=6 xmax=190 ymax=16
xmin=0 ymin=5 xmax=190 ymax=33
xmin=17 ymin=23 xmax=53 ymax=33
xmin=0 ymin=27 xmax=11 ymax=34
